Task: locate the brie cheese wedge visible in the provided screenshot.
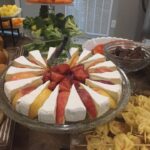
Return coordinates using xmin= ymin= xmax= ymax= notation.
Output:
xmin=38 ymin=85 xmax=59 ymax=124
xmin=29 ymin=50 xmax=46 ymax=68
xmin=5 ymin=66 xmax=43 ymax=80
xmin=13 ymin=56 xmax=41 ymax=69
xmin=47 ymin=47 xmax=56 ymax=61
xmin=86 ymin=79 xmax=122 ymax=102
xmin=67 ymin=47 xmax=79 ymax=67
xmin=80 ymin=83 xmax=110 ymax=117
xmin=77 ymin=49 xmax=92 ymax=64
xmin=4 ymin=76 xmax=42 ymax=100
xmin=81 ymin=54 xmax=106 ymax=69
xmin=89 ymin=61 xmax=117 ymax=72
xmin=16 ymin=81 xmax=50 ymax=116
xmin=89 ymin=71 xmax=122 ymax=84
xmin=69 ymin=47 xmax=79 ymax=57
xmin=65 ymin=85 xmax=86 ymax=122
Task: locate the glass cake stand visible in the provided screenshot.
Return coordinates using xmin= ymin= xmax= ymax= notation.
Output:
xmin=0 ymin=67 xmax=130 ymax=134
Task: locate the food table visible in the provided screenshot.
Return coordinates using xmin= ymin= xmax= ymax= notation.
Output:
xmin=0 ymin=2 xmax=150 ymax=149
xmin=0 ymin=36 xmax=149 ymax=150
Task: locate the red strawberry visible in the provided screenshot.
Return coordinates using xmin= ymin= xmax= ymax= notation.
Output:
xmin=51 ymin=66 xmax=58 ymax=72
xmin=78 ymin=89 xmax=97 ymax=119
xmin=48 ymin=82 xmax=57 ymax=90
xmin=89 ymin=68 xmax=112 ymax=73
xmin=21 ymin=86 xmax=36 ymax=96
xmin=59 ymin=78 xmax=72 ymax=92
xmin=92 ymin=44 xmax=104 ymax=54
xmin=50 ymin=72 xmax=64 ymax=83
xmin=56 ymin=91 xmax=70 ymax=124
xmin=56 ymin=64 xmax=70 ymax=74
xmin=73 ymin=69 xmax=89 ymax=82
xmin=72 ymin=80 xmax=80 ymax=89
xmin=99 ymin=80 xmax=114 ymax=85
xmin=71 ymin=64 xmax=84 ymax=73
xmin=51 ymin=64 xmax=70 ymax=74
xmin=42 ymin=72 xmax=51 ymax=83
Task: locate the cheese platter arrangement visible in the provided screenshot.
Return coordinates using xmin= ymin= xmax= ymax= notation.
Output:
xmin=0 ymin=37 xmax=131 ymax=134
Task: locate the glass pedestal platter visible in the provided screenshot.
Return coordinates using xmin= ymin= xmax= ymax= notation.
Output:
xmin=0 ymin=48 xmax=131 ymax=134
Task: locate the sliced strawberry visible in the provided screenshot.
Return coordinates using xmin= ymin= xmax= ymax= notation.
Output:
xmin=65 ymin=73 xmax=74 ymax=81
xmin=59 ymin=78 xmax=72 ymax=92
xmin=71 ymin=64 xmax=84 ymax=73
xmin=73 ymin=69 xmax=89 ymax=82
xmin=21 ymin=86 xmax=36 ymax=96
xmin=56 ymin=91 xmax=70 ymax=124
xmin=51 ymin=66 xmax=58 ymax=72
xmin=51 ymin=64 xmax=70 ymax=74
xmin=92 ymin=44 xmax=104 ymax=54
xmin=98 ymin=80 xmax=114 ymax=85
xmin=50 ymin=72 xmax=64 ymax=83
xmin=72 ymin=80 xmax=80 ymax=89
xmin=42 ymin=72 xmax=51 ymax=83
xmin=48 ymin=81 xmax=57 ymax=90
xmin=89 ymin=68 xmax=112 ymax=73
xmin=56 ymin=64 xmax=70 ymax=74
xmin=78 ymin=89 xmax=97 ymax=119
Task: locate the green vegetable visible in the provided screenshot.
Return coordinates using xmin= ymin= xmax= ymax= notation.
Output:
xmin=31 ymin=29 xmax=42 ymax=38
xmin=43 ymin=25 xmax=62 ymax=40
xmin=23 ymin=17 xmax=34 ymax=30
xmin=64 ymin=15 xmax=82 ymax=37
xmin=31 ymin=25 xmax=37 ymax=31
xmin=55 ymin=13 xmax=65 ymax=29
xmin=23 ymin=13 xmax=82 ymax=41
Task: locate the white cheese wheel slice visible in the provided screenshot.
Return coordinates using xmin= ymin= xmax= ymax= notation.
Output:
xmin=81 ymin=54 xmax=105 ymax=69
xmin=13 ymin=56 xmax=41 ymax=69
xmin=80 ymin=83 xmax=110 ymax=117
xmin=6 ymin=66 xmax=43 ymax=80
xmin=16 ymin=81 xmax=50 ymax=116
xmin=38 ymin=85 xmax=59 ymax=124
xmin=47 ymin=47 xmax=56 ymax=61
xmin=89 ymin=71 xmax=122 ymax=84
xmin=29 ymin=50 xmax=46 ymax=68
xmin=89 ymin=61 xmax=117 ymax=72
xmin=86 ymin=79 xmax=122 ymax=102
xmin=65 ymin=85 xmax=86 ymax=122
xmin=69 ymin=47 xmax=79 ymax=57
xmin=77 ymin=49 xmax=92 ymax=64
xmin=4 ymin=76 xmax=42 ymax=100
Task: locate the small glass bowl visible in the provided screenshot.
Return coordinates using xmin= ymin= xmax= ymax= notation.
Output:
xmin=104 ymin=40 xmax=150 ymax=73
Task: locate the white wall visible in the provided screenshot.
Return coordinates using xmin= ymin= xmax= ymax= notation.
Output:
xmin=110 ymin=0 xmax=145 ymax=41
xmin=18 ymin=0 xmax=145 ymax=41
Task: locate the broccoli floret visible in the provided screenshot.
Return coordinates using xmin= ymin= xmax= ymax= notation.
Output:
xmin=55 ymin=13 xmax=65 ymax=29
xmin=34 ymin=17 xmax=45 ymax=29
xmin=31 ymin=29 xmax=42 ymax=38
xmin=64 ymin=15 xmax=82 ymax=37
xmin=43 ymin=25 xmax=62 ymax=40
xmin=23 ymin=17 xmax=34 ymax=29
xmin=56 ymin=13 xmax=65 ymax=21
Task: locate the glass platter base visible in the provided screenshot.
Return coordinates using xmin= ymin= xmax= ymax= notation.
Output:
xmin=0 ymin=68 xmax=130 ymax=134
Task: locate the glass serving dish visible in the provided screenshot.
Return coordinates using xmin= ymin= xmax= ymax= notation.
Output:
xmin=104 ymin=40 xmax=150 ymax=73
xmin=0 ymin=66 xmax=130 ymax=134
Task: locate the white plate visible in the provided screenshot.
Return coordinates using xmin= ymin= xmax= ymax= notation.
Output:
xmin=82 ymin=37 xmax=133 ymax=51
